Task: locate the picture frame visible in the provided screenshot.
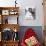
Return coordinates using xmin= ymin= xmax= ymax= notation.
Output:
xmin=25 ymin=7 xmax=36 ymax=20
xmin=2 ymin=10 xmax=9 ymax=15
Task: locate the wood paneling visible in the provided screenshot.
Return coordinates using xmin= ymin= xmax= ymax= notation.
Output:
xmin=43 ymin=0 xmax=46 ymax=26
xmin=43 ymin=0 xmax=46 ymax=46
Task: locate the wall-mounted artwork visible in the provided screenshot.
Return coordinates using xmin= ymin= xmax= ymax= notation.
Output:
xmin=25 ymin=7 xmax=36 ymax=20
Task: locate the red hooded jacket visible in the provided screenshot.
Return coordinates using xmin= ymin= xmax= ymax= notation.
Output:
xmin=21 ymin=28 xmax=41 ymax=46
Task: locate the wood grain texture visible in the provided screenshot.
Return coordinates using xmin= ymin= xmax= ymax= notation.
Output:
xmin=2 ymin=41 xmax=19 ymax=46
xmin=43 ymin=0 xmax=46 ymax=46
xmin=43 ymin=0 xmax=46 ymax=26
xmin=0 ymin=24 xmax=20 ymax=32
xmin=0 ymin=7 xmax=20 ymax=46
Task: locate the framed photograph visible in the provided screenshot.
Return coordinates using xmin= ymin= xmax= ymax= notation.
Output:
xmin=2 ymin=10 xmax=9 ymax=15
xmin=25 ymin=7 xmax=36 ymax=20
xmin=10 ymin=11 xmax=15 ymax=15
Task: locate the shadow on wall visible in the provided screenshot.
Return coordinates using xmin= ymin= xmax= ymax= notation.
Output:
xmin=18 ymin=26 xmax=43 ymax=44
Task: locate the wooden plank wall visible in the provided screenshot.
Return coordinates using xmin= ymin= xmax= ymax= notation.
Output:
xmin=43 ymin=0 xmax=46 ymax=26
xmin=0 ymin=24 xmax=20 ymax=32
xmin=43 ymin=0 xmax=46 ymax=46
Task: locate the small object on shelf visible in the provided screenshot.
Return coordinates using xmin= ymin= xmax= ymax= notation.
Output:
xmin=13 ymin=28 xmax=19 ymax=41
xmin=0 ymin=10 xmax=2 ymax=14
xmin=10 ymin=12 xmax=14 ymax=15
xmin=0 ymin=15 xmax=1 ymax=24
xmin=9 ymin=10 xmax=18 ymax=15
xmin=0 ymin=7 xmax=19 ymax=46
xmin=5 ymin=18 xmax=8 ymax=24
xmin=13 ymin=28 xmax=17 ymax=32
xmin=13 ymin=32 xmax=18 ymax=41
xmin=0 ymin=32 xmax=1 ymax=41
xmin=2 ymin=10 xmax=9 ymax=15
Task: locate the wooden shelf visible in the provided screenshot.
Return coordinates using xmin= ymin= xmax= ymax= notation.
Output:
xmin=0 ymin=7 xmax=19 ymax=24
xmin=2 ymin=40 xmax=19 ymax=42
xmin=0 ymin=7 xmax=19 ymax=10
xmin=0 ymin=40 xmax=19 ymax=46
xmin=0 ymin=7 xmax=20 ymax=46
xmin=0 ymin=24 xmax=20 ymax=32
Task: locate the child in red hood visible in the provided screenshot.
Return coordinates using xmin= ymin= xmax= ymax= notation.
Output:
xmin=21 ymin=28 xmax=41 ymax=46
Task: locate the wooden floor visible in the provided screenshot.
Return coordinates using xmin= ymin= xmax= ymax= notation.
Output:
xmin=43 ymin=0 xmax=46 ymax=26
